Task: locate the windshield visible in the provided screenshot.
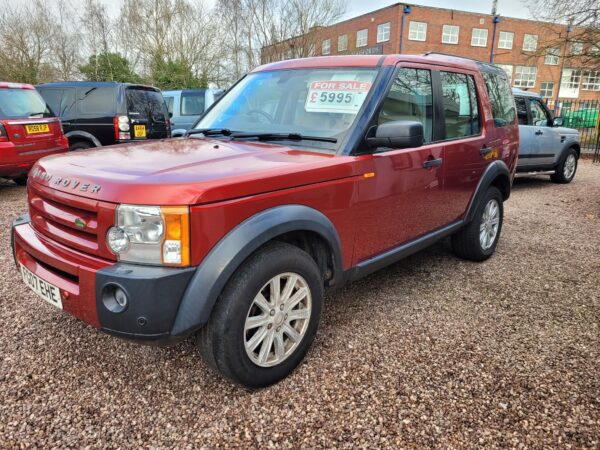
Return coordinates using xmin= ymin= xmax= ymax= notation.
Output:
xmin=194 ymin=68 xmax=379 ymax=150
xmin=0 ymin=88 xmax=52 ymax=119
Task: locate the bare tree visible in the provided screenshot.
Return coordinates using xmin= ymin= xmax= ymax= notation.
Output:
xmin=51 ymin=0 xmax=82 ymax=80
xmin=526 ymin=0 xmax=600 ymax=71
xmin=0 ymin=0 xmax=56 ymax=83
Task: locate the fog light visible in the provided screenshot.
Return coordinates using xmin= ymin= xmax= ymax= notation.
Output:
xmin=102 ymin=284 xmax=129 ymax=313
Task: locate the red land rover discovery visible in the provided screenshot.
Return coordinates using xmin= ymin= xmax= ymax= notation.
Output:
xmin=0 ymin=82 xmax=69 ymax=185
xmin=12 ymin=54 xmax=519 ymax=388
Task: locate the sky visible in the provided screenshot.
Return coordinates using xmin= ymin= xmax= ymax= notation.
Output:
xmin=1 ymin=0 xmax=534 ymax=20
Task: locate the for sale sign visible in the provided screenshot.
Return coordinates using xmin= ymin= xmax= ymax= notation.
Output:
xmin=305 ymin=80 xmax=372 ymax=114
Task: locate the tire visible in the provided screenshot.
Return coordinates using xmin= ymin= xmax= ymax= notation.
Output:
xmin=69 ymin=141 xmax=93 ymax=151
xmin=197 ymin=242 xmax=324 ymax=388
xmin=12 ymin=176 xmax=28 ymax=186
xmin=550 ymin=148 xmax=578 ymax=184
xmin=452 ymin=186 xmax=503 ymax=262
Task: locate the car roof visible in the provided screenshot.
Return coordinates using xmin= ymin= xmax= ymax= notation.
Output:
xmin=512 ymin=87 xmax=541 ymax=98
xmin=163 ymin=89 xmax=208 ymax=94
xmin=254 ymin=53 xmax=482 ymax=73
xmin=0 ymin=82 xmax=35 ymax=90
xmin=37 ymin=81 xmax=160 ymax=91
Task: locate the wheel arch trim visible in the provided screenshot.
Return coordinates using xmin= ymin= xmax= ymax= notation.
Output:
xmin=65 ymin=131 xmax=102 ymax=148
xmin=465 ymin=160 xmax=510 ymax=223
xmin=170 ymin=205 xmax=343 ymax=337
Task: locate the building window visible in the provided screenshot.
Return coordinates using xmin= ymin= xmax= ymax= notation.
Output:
xmin=322 ymin=39 xmax=331 ymax=55
xmin=540 ymin=82 xmax=554 ymax=98
xmin=544 ymin=48 xmax=559 ymax=65
xmin=356 ymin=29 xmax=368 ymax=47
xmin=561 ymin=69 xmax=582 ymax=89
xmin=441 ymin=25 xmax=459 ymax=44
xmin=471 ymin=28 xmax=488 ymax=47
xmin=514 ymin=66 xmax=537 ymax=88
xmin=338 ymin=34 xmax=348 ymax=52
xmin=495 ymin=64 xmax=513 ymax=83
xmin=570 ymin=41 xmax=583 ymax=55
xmin=582 ymin=70 xmax=600 ymax=91
xmin=497 ymin=31 xmax=514 ymax=49
xmin=408 ymin=21 xmax=427 ymax=41
xmin=377 ymin=22 xmax=390 ymax=43
xmin=523 ymin=34 xmax=538 ymax=51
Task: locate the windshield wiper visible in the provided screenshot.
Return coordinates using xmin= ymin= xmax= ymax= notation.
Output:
xmin=186 ymin=128 xmax=233 ymax=137
xmin=231 ymin=132 xmax=337 ymax=143
xmin=28 ymin=112 xmax=46 ymax=117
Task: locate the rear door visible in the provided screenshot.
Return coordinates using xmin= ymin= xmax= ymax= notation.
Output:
xmin=125 ymin=87 xmax=170 ymax=140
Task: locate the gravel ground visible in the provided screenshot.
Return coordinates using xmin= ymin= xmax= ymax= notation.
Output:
xmin=0 ymin=161 xmax=598 ymax=449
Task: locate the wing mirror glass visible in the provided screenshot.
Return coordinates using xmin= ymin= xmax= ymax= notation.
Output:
xmin=553 ymin=116 xmax=564 ymax=127
xmin=366 ymin=120 xmax=424 ymax=150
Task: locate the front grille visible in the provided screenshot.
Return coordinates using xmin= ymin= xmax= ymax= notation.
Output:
xmin=28 ymin=182 xmax=116 ymax=260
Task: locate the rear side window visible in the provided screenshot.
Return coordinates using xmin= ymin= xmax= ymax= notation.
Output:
xmin=379 ymin=68 xmax=433 ymax=143
xmin=77 ymin=87 xmax=115 ymax=115
xmin=440 ymin=71 xmax=481 ymax=139
xmin=164 ymin=96 xmax=174 ymax=115
xmin=0 ymin=88 xmax=52 ymax=119
xmin=181 ymin=91 xmax=206 ymax=116
xmin=126 ymin=89 xmax=167 ymax=121
xmin=515 ymin=97 xmax=528 ymax=125
xmin=482 ymin=71 xmax=516 ymax=127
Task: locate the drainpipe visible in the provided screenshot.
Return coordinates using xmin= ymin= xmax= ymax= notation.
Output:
xmin=554 ymin=19 xmax=573 ymax=114
xmin=399 ymin=5 xmax=412 ymax=54
xmin=489 ymin=15 xmax=501 ymax=63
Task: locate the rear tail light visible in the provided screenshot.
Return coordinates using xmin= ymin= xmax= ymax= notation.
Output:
xmin=58 ymin=120 xmax=64 ymax=134
xmin=0 ymin=123 xmax=8 ymax=142
xmin=114 ymin=115 xmax=131 ymax=140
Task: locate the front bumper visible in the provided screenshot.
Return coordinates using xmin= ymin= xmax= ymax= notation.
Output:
xmin=12 ymin=215 xmax=195 ymax=345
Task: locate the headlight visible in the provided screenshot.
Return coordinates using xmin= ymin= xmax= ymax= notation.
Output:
xmin=106 ymin=205 xmax=190 ymax=266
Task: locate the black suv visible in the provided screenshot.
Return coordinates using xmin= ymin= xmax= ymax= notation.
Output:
xmin=36 ymin=82 xmax=170 ymax=150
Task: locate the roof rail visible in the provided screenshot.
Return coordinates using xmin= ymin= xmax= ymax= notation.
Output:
xmin=423 ymin=52 xmax=486 ymax=64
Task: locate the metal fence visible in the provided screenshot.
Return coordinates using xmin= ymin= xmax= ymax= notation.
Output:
xmin=545 ymin=99 xmax=600 ymax=162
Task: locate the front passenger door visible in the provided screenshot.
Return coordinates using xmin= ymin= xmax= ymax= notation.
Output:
xmin=353 ymin=67 xmax=448 ymax=262
xmin=528 ymin=98 xmax=558 ymax=165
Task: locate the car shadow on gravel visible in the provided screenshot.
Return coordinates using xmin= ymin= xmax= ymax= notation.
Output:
xmin=511 ymin=176 xmax=557 ymax=192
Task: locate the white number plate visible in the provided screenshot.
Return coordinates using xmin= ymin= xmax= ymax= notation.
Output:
xmin=20 ymin=263 xmax=63 ymax=309
xmin=305 ymin=80 xmax=372 ymax=114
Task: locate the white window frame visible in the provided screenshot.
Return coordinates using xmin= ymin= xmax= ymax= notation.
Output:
xmin=540 ymin=81 xmax=554 ymax=98
xmin=377 ymin=22 xmax=390 ymax=43
xmin=495 ymin=64 xmax=513 ymax=83
xmin=582 ymin=70 xmax=600 ymax=91
xmin=544 ymin=48 xmax=559 ymax=65
xmin=570 ymin=41 xmax=583 ymax=55
xmin=523 ymin=34 xmax=538 ymax=51
xmin=514 ymin=65 xmax=537 ymax=88
xmin=562 ymin=69 xmax=582 ymax=89
xmin=497 ymin=31 xmax=514 ymax=49
xmin=356 ymin=28 xmax=368 ymax=48
xmin=321 ymin=39 xmax=331 ymax=55
xmin=338 ymin=34 xmax=348 ymax=52
xmin=471 ymin=28 xmax=488 ymax=47
xmin=408 ymin=21 xmax=427 ymax=41
xmin=441 ymin=25 xmax=459 ymax=44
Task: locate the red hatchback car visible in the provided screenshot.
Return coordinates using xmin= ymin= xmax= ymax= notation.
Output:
xmin=0 ymin=82 xmax=68 ymax=185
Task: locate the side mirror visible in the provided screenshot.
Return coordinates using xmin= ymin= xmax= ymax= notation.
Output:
xmin=366 ymin=120 xmax=424 ymax=150
xmin=553 ymin=117 xmax=564 ymax=127
xmin=168 ymin=112 xmax=173 ymax=118
xmin=171 ymin=129 xmax=187 ymax=138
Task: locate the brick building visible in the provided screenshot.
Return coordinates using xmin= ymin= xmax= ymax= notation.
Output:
xmin=261 ymin=3 xmax=600 ymax=102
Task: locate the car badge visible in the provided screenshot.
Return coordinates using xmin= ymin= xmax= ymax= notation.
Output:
xmin=74 ymin=218 xmax=87 ymax=230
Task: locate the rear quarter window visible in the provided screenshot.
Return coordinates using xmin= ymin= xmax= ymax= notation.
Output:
xmin=481 ymin=71 xmax=516 ymax=127
xmin=77 ymin=87 xmax=116 ymax=116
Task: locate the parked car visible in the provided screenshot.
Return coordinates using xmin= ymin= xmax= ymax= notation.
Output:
xmin=13 ymin=54 xmax=518 ymax=388
xmin=513 ymin=88 xmax=580 ymax=183
xmin=163 ymin=88 xmax=224 ymax=135
xmin=36 ymin=82 xmax=171 ymax=150
xmin=0 ymin=82 xmax=69 ymax=185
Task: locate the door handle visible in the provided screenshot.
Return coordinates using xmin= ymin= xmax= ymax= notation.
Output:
xmin=423 ymin=158 xmax=443 ymax=169
xmin=535 ymin=130 xmax=543 ymax=135
xmin=480 ymin=147 xmax=494 ymax=156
